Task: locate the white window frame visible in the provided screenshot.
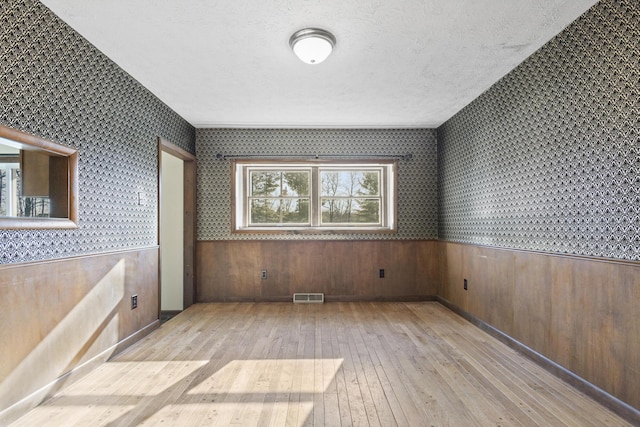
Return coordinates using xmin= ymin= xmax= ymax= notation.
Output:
xmin=233 ymin=160 xmax=397 ymax=233
xmin=0 ymin=163 xmax=19 ymax=216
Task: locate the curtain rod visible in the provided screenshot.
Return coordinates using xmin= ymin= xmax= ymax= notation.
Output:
xmin=215 ymin=153 xmax=412 ymax=161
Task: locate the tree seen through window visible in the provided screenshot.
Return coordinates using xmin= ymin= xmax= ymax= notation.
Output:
xmin=237 ymin=161 xmax=395 ymax=231
xmin=320 ymin=170 xmax=380 ymax=224
xmin=249 ymin=170 xmax=310 ymax=224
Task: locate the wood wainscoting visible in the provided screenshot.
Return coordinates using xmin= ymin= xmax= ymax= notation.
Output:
xmin=438 ymin=241 xmax=640 ymax=416
xmin=196 ymin=240 xmax=440 ymax=302
xmin=0 ymin=247 xmax=160 ymax=425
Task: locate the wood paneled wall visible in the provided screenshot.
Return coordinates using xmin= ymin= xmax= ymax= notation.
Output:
xmin=196 ymin=240 xmax=440 ymax=302
xmin=438 ymin=241 xmax=640 ymax=412
xmin=0 ymin=247 xmax=159 ymax=425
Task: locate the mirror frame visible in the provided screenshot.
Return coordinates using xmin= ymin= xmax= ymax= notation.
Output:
xmin=0 ymin=124 xmax=78 ymax=229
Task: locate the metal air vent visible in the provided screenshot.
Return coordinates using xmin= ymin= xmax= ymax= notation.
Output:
xmin=293 ymin=293 xmax=324 ymax=303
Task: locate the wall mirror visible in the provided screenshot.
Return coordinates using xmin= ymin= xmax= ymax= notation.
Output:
xmin=0 ymin=124 xmax=78 ymax=229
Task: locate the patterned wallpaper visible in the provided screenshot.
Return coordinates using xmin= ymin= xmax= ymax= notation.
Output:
xmin=437 ymin=0 xmax=639 ymax=261
xmin=4 ymin=0 xmax=636 ymax=262
xmin=197 ymin=128 xmax=438 ymax=240
xmin=0 ymin=1 xmax=195 ymax=264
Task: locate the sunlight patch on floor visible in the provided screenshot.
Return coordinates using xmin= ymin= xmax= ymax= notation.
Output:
xmin=55 ymin=361 xmax=210 ymax=398
xmin=187 ymin=359 xmax=344 ymax=395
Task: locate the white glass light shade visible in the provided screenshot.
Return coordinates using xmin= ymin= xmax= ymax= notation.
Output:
xmin=292 ymin=37 xmax=332 ymax=64
xmin=289 ymin=28 xmax=336 ymax=65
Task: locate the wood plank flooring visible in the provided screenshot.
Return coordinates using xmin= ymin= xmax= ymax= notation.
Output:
xmin=12 ymin=302 xmax=632 ymax=426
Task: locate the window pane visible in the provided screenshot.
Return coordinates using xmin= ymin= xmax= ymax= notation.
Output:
xmin=353 ymin=198 xmax=380 ymax=223
xmin=250 ymin=198 xmax=309 ymax=224
xmin=251 ymin=171 xmax=281 ymax=196
xmin=321 ymin=198 xmax=380 ymax=224
xmin=251 ymin=170 xmax=310 ymax=197
xmin=282 ymin=171 xmax=309 ymax=196
xmin=320 ymin=170 xmax=379 ymax=197
xmin=357 ymin=171 xmax=380 ymax=196
xmin=280 ymin=198 xmax=309 ymax=223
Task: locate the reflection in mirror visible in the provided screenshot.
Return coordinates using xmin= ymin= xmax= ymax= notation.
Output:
xmin=0 ymin=124 xmax=78 ymax=229
xmin=1 ymin=141 xmax=52 ymax=218
xmin=0 ymin=142 xmax=20 ymax=216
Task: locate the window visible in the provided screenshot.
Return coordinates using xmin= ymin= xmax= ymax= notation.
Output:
xmin=233 ymin=160 xmax=396 ymax=232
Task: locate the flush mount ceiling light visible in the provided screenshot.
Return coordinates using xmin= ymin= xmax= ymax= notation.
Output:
xmin=289 ymin=28 xmax=336 ymax=65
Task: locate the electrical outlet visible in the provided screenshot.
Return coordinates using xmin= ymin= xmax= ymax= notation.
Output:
xmin=379 ymin=269 xmax=385 ymax=278
xmin=464 ymin=279 xmax=468 ymax=291
xmin=261 ymin=270 xmax=268 ymax=280
xmin=131 ymin=294 xmax=138 ymax=309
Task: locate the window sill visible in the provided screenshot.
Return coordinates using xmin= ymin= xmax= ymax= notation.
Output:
xmin=232 ymin=227 xmax=397 ymax=235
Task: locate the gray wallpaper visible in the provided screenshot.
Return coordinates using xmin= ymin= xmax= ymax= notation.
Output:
xmin=197 ymin=128 xmax=438 ymax=240
xmin=437 ymin=0 xmax=639 ymax=261
xmin=4 ymin=0 xmax=636 ymax=262
xmin=0 ymin=1 xmax=195 ymax=264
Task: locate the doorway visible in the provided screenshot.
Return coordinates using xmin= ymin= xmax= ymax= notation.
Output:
xmin=158 ymin=137 xmax=196 ymax=321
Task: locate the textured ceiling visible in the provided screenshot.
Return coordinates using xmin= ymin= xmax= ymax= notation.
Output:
xmin=40 ymin=0 xmax=598 ymax=128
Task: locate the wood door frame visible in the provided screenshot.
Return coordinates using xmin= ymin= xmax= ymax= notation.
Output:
xmin=158 ymin=137 xmax=196 ymax=312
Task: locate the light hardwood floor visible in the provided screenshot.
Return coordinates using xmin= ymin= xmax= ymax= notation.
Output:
xmin=12 ymin=302 xmax=631 ymax=426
